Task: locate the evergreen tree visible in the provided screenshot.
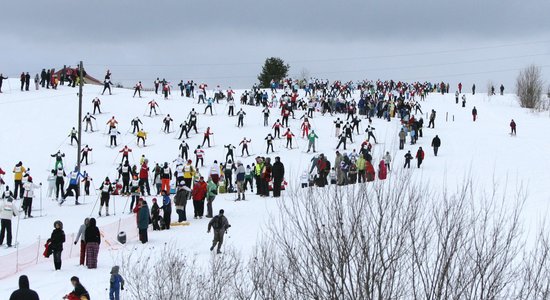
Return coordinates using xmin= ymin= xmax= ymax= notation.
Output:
xmin=257 ymin=57 xmax=289 ymax=88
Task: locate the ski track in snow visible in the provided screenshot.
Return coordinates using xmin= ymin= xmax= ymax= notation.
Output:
xmin=0 ymin=79 xmax=550 ymax=298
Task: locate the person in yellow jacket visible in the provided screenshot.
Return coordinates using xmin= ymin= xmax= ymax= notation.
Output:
xmin=182 ymin=161 xmax=196 ymax=188
xmin=12 ymin=161 xmax=26 ymax=199
xmin=136 ymin=129 xmax=147 ymax=146
xmin=254 ymin=157 xmax=264 ymax=195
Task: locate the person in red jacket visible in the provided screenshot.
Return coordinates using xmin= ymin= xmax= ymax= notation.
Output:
xmin=378 ymin=160 xmax=387 ymax=180
xmin=301 ymin=119 xmax=311 ymax=138
xmin=119 ymin=146 xmax=132 ymax=164
xmin=365 ymin=161 xmax=376 ymax=182
xmin=416 ymin=147 xmax=425 ymax=168
xmin=202 ymin=127 xmax=213 ymax=148
xmin=139 ymin=160 xmax=151 ymax=196
xmin=192 ymin=176 xmax=207 ymax=219
xmin=283 ymin=128 xmax=295 ymax=149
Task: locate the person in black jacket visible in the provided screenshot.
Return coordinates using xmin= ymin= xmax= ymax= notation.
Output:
xmin=84 ymin=217 xmax=101 ymax=269
xmin=24 ymin=72 xmax=30 ymax=91
xmin=9 ymin=275 xmax=40 ymax=300
xmin=271 ymin=157 xmax=285 ymax=197
xmin=63 ymin=276 xmax=90 ymax=300
xmin=0 ymin=73 xmax=7 ymax=93
xmin=49 ymin=220 xmax=66 ymax=270
xmin=431 ymin=135 xmax=441 ymax=156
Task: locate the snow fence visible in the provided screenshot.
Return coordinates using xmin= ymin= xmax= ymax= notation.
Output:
xmin=0 ymin=215 xmax=138 ymax=280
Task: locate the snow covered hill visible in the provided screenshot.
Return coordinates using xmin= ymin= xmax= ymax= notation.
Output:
xmin=0 ymin=79 xmax=549 ymax=298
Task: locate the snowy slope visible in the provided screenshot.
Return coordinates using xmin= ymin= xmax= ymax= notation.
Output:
xmin=0 ymin=79 xmax=549 ymax=299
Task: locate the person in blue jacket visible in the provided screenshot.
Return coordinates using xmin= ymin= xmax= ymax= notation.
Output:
xmin=160 ymin=190 xmax=172 ymax=230
xmin=61 ymin=166 xmax=83 ymax=205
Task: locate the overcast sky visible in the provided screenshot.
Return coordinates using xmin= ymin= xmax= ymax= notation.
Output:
xmin=1 ymin=0 xmax=549 ymax=89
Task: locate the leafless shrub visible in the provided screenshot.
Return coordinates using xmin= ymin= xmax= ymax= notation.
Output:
xmin=516 ymin=64 xmax=544 ymax=109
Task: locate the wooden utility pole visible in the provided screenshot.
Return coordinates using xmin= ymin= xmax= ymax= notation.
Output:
xmin=77 ymin=61 xmax=83 ymax=172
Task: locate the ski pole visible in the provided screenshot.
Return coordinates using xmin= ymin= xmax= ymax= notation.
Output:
xmin=113 ymin=195 xmax=116 ymax=216
xmin=39 ymin=185 xmax=43 ymax=217
xmin=90 ymin=194 xmax=101 ymax=217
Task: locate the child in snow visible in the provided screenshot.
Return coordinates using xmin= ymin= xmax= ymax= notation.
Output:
xmin=109 ymin=265 xmax=125 ymax=300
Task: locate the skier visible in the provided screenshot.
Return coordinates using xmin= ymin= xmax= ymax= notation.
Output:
xmin=13 ymin=162 xmax=27 ymax=199
xmin=98 ymin=177 xmax=113 ymax=216
xmin=202 ymin=127 xmax=213 ymax=147
xmin=204 ymin=97 xmax=214 ymax=115
xmin=301 ymin=118 xmax=311 ymax=138
xmin=428 ymin=110 xmax=436 ymax=128
xmin=106 ymin=116 xmax=118 ymax=129
xmin=83 ymin=113 xmax=96 ymax=132
xmin=92 ymin=97 xmax=101 ymax=114
xmin=194 ymin=146 xmax=205 ymax=168
xmin=162 ymin=82 xmax=170 ymax=99
xmin=224 ymin=144 xmax=236 ymax=162
xmin=351 ymin=116 xmax=361 ymax=135
xmin=343 ymin=122 xmax=353 ymax=143
xmin=510 ymin=119 xmax=517 ymax=135
xmin=334 ymin=118 xmax=343 ymax=137
xmin=472 ymin=83 xmax=476 ymax=95
xmin=472 ymin=106 xmax=478 ymax=122
xmin=265 ymin=134 xmax=275 ymax=154
xmin=336 ymin=133 xmax=347 ymax=150
xmin=51 ymin=151 xmax=65 ymax=170
xmin=179 ymin=140 xmax=189 ymax=160
xmin=136 ymin=129 xmax=147 ymax=146
xmin=178 ymin=121 xmax=189 ymax=139
xmin=307 ymin=130 xmax=318 ymax=153
xmin=227 ymin=98 xmax=235 ymax=116
xmin=458 ymin=82 xmax=462 ymax=93
xmin=154 ymin=77 xmax=160 ymax=94
xmin=404 ymin=151 xmax=413 ymax=168
xmin=365 ymin=125 xmax=377 ymax=144
xmin=272 ymin=119 xmax=282 ymax=138
xmin=1 ymin=188 xmax=19 ymax=247
xmin=416 ymin=147 xmax=425 ymax=168
xmin=0 ymin=73 xmax=7 ymax=93
xmin=139 ymin=159 xmax=151 ymax=196
xmin=187 ymin=108 xmax=199 ymax=134
xmin=119 ymin=161 xmax=133 ymax=195
xmin=131 ymin=117 xmax=142 ymax=133
xmin=61 ymin=166 xmax=83 ymax=205
xmin=461 ymin=94 xmax=467 ymax=107
xmin=239 ymin=138 xmax=251 ymax=157
xmin=431 ymin=135 xmax=441 ymax=156
xmin=262 ymin=107 xmax=270 ymax=126
xmin=455 ymin=91 xmax=460 ymax=104
xmin=133 ymin=81 xmax=142 ymax=97
xmin=68 ymin=127 xmax=79 ymax=145
xmin=500 ymin=84 xmax=505 ymax=95
xmin=102 ymin=78 xmax=113 ymax=95
xmin=119 ymin=146 xmax=132 ymax=163
xmin=148 ymin=100 xmax=159 ymax=116
xmin=81 ymin=172 xmax=92 ymax=196
xmin=163 ymin=114 xmax=173 ymax=133
xmin=109 ymin=128 xmax=121 ymax=147
xmin=284 ymin=128 xmax=295 ymax=149
xmin=207 ymin=209 xmax=230 ymax=254
xmin=236 ymin=108 xmax=246 ymax=127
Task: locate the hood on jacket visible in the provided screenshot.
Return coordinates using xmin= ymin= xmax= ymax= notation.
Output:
xmin=89 ymin=218 xmax=97 ymax=227
xmin=19 ymin=275 xmax=30 ymax=289
xmin=54 ymin=220 xmax=63 ymax=229
xmin=110 ymin=265 xmax=120 ymax=275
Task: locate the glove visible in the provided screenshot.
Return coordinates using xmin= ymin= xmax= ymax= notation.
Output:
xmin=39 ymin=183 xmax=42 ymax=186
xmin=121 ymin=285 xmax=124 ymax=291
xmin=207 ymin=230 xmax=210 ymax=233
xmin=74 ymin=241 xmax=77 ymax=245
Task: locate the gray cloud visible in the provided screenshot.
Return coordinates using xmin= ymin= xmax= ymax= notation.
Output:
xmin=1 ymin=0 xmax=549 ymax=89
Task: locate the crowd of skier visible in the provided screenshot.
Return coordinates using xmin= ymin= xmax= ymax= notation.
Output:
xmin=1 ymin=68 xmax=517 ymax=299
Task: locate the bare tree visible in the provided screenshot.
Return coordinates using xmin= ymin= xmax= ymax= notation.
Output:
xmin=516 ymin=64 xmax=544 ymax=109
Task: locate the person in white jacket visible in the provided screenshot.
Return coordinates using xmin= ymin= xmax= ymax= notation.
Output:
xmin=0 ymin=188 xmax=19 ymax=248
xmin=208 ymin=160 xmax=221 ymax=185
xmin=46 ymin=170 xmax=56 ymax=199
xmin=22 ymin=176 xmax=41 ymax=218
xmin=383 ymin=152 xmax=392 ymax=172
